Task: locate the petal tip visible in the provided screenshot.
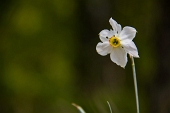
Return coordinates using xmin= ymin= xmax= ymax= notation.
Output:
xmin=109 ymin=17 xmax=113 ymax=20
xmin=133 ymin=54 xmax=140 ymax=58
xmin=120 ymin=65 xmax=126 ymax=68
xmin=130 ymin=54 xmax=139 ymax=58
xmin=135 ymin=55 xmax=140 ymax=58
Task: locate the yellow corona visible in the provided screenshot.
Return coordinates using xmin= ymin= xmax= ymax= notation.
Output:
xmin=109 ymin=36 xmax=121 ymax=47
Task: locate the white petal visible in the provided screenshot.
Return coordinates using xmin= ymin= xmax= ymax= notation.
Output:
xmin=108 ymin=30 xmax=115 ymax=38
xmin=99 ymin=29 xmax=110 ymax=38
xmin=99 ymin=36 xmax=108 ymax=42
xmin=119 ymin=26 xmax=137 ymax=41
xmin=110 ymin=47 xmax=127 ymax=68
xmin=121 ymin=41 xmax=139 ymax=58
xmin=117 ymin=24 xmax=122 ymax=34
xmin=109 ymin=18 xmax=118 ymax=32
xmin=99 ymin=29 xmax=111 ymax=42
xmin=96 ymin=42 xmax=112 ymax=56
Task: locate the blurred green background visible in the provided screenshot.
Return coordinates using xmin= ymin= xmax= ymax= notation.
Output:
xmin=0 ymin=0 xmax=170 ymax=113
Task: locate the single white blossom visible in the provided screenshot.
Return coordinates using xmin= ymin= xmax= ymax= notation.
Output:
xmin=96 ymin=18 xmax=139 ymax=68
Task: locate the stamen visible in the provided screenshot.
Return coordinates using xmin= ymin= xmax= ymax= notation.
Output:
xmin=109 ymin=36 xmax=120 ymax=47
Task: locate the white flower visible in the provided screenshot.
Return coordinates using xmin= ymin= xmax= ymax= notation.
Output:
xmin=96 ymin=18 xmax=139 ymax=68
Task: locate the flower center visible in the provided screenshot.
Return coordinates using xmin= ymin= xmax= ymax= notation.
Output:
xmin=109 ymin=36 xmax=121 ymax=47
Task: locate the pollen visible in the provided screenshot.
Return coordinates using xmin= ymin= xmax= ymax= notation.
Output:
xmin=109 ymin=36 xmax=121 ymax=47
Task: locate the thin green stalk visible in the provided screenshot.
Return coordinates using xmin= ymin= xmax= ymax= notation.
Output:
xmin=130 ymin=55 xmax=140 ymax=113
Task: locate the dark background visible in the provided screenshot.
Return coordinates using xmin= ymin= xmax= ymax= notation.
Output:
xmin=0 ymin=0 xmax=170 ymax=113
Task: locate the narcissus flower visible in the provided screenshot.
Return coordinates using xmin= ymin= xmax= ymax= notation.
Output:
xmin=96 ymin=18 xmax=139 ymax=68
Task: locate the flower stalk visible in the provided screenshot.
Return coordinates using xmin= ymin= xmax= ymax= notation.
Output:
xmin=130 ymin=55 xmax=140 ymax=113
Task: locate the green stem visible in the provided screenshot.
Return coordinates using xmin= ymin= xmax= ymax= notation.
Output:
xmin=130 ymin=55 xmax=140 ymax=113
